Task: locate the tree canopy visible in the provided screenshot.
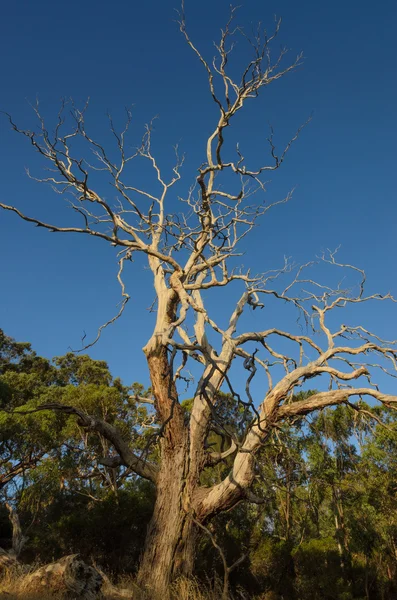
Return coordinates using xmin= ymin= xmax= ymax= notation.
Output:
xmin=1 ymin=329 xmax=397 ymax=598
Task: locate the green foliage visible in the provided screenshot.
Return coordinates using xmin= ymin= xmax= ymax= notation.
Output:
xmin=2 ymin=330 xmax=397 ymax=598
xmin=251 ymin=539 xmax=295 ymax=598
xmin=293 ymin=538 xmax=349 ymax=600
xmin=22 ymin=482 xmax=155 ymax=572
xmin=53 ymin=353 xmax=113 ymax=386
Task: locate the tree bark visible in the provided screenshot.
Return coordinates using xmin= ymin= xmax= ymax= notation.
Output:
xmin=136 ymin=444 xmax=197 ymax=596
xmin=137 ymin=345 xmax=198 ymax=596
xmin=0 ymin=503 xmax=27 ymax=570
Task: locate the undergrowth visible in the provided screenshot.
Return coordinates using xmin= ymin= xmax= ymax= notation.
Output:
xmin=0 ymin=567 xmax=256 ymax=600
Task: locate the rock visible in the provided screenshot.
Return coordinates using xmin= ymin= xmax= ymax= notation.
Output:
xmin=21 ymin=554 xmax=103 ymax=599
xmin=0 ymin=548 xmax=17 ymax=571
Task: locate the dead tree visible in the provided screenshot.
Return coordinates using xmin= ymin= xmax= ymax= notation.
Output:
xmin=0 ymin=503 xmax=27 ymax=569
xmin=1 ymin=4 xmax=396 ymax=596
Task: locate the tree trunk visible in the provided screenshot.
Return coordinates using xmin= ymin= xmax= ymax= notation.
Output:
xmin=137 ymin=343 xmax=245 ymax=596
xmin=0 ymin=503 xmax=27 ymax=571
xmin=136 ymin=446 xmax=197 ymax=597
xmin=137 ymin=346 xmax=199 ymax=597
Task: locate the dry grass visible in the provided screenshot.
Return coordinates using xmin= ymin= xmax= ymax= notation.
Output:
xmin=0 ymin=567 xmax=253 ymax=600
xmin=169 ymin=577 xmax=229 ymax=600
xmin=104 ymin=574 xmax=238 ymax=600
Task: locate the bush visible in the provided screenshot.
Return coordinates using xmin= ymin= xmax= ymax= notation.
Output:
xmin=292 ymin=537 xmax=352 ymax=600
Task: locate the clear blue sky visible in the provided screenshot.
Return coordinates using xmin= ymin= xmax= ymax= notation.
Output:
xmin=0 ymin=0 xmax=396 ymax=393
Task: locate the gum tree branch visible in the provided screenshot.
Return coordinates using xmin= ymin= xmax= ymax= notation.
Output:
xmin=12 ymin=403 xmax=158 ymax=484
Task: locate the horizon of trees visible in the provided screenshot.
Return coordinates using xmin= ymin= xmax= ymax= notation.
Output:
xmin=1 ymin=328 xmax=397 ymax=600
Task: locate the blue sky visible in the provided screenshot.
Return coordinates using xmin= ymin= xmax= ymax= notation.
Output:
xmin=0 ymin=0 xmax=396 ymax=396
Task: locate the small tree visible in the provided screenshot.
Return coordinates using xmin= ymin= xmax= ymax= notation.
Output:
xmin=1 ymin=4 xmax=396 ymax=596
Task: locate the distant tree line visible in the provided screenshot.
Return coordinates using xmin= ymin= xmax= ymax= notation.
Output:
xmin=1 ymin=329 xmax=397 ymax=599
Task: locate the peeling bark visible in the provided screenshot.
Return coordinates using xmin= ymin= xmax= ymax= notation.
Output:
xmin=136 ymin=444 xmax=195 ymax=595
xmin=137 ymin=343 xmax=195 ymax=595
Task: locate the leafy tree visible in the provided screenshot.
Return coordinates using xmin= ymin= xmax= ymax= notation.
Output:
xmin=0 ymin=330 xmax=59 ymax=491
xmin=347 ymin=408 xmax=397 ymax=598
xmin=0 ymin=329 xmax=155 ymax=572
xmin=2 ymin=330 xmax=397 ymax=598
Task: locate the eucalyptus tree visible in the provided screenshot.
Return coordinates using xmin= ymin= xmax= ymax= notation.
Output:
xmin=1 ymin=4 xmax=397 ymax=595
xmin=0 ymin=329 xmax=58 ymax=492
xmin=0 ymin=330 xmax=147 ymax=500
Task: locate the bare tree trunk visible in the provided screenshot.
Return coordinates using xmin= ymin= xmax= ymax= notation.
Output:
xmin=137 ymin=346 xmax=198 ymax=596
xmin=332 ymin=486 xmax=350 ymax=573
xmin=136 ymin=447 xmax=197 ymax=596
xmin=0 ymin=503 xmax=27 ymax=569
xmin=5 ymin=502 xmax=28 ymax=558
